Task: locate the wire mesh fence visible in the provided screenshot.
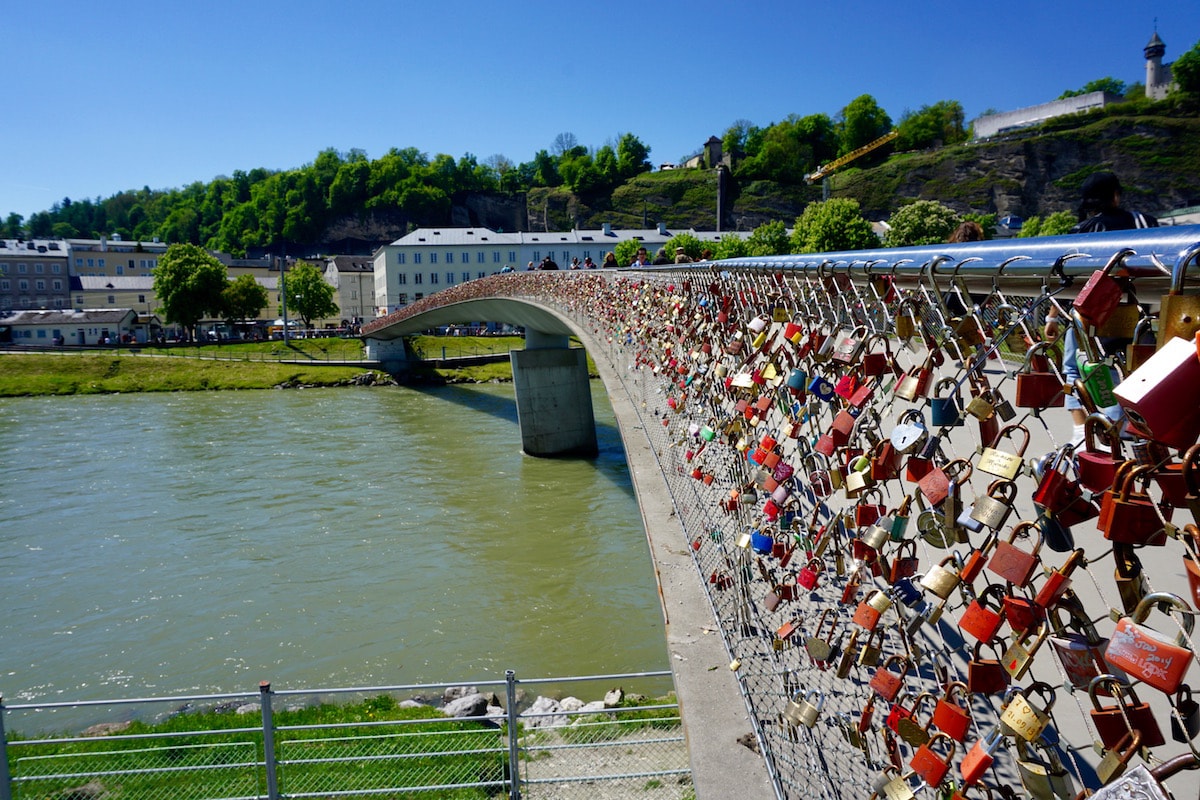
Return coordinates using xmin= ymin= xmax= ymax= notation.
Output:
xmin=1 ymin=671 xmax=688 ymax=800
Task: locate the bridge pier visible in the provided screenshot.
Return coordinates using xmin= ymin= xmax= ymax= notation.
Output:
xmin=362 ymin=337 xmax=408 ymax=374
xmin=510 ymin=344 xmax=598 ymax=458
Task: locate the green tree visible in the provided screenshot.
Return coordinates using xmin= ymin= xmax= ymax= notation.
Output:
xmin=2 ymin=212 xmax=23 ymax=238
xmin=712 ymin=236 xmax=750 ymax=260
xmin=894 ymin=101 xmax=967 ymax=151
xmin=1018 ymin=210 xmax=1076 ymax=237
xmin=745 ymin=220 xmax=790 ymax=256
xmin=1059 ymin=77 xmax=1127 ymax=99
xmin=1173 ymin=40 xmax=1200 ymax=95
xmin=962 ymin=212 xmax=997 ymax=239
xmin=616 ymin=133 xmax=652 ymax=179
xmin=883 ymin=200 xmax=961 ymax=247
xmin=790 ymin=199 xmax=877 ymax=253
xmin=284 ymin=261 xmax=339 ymax=328
xmin=612 ymin=239 xmax=641 ymax=266
xmin=153 ymin=243 xmax=229 ymax=339
xmin=740 ymin=114 xmax=837 ymax=183
xmin=665 ymin=233 xmax=703 ymax=261
xmin=222 ymin=274 xmax=270 ymax=327
xmin=837 ymin=94 xmax=893 ymax=158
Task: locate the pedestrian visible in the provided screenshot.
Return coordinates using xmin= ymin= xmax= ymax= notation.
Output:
xmin=652 ymin=248 xmax=671 ymax=265
xmin=674 ymin=247 xmax=693 ymax=264
xmin=948 ymin=221 xmax=985 ymax=243
xmin=1069 ymin=172 xmax=1158 ymax=233
xmin=583 ymin=256 xmax=597 ymax=269
xmin=629 ymin=248 xmax=651 ymax=268
xmin=602 ymin=252 xmax=619 ymax=269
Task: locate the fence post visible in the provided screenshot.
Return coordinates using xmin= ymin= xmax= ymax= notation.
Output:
xmin=260 ymin=682 xmax=280 ymax=800
xmin=0 ymin=695 xmax=11 ymax=800
xmin=505 ymin=670 xmax=521 ymax=800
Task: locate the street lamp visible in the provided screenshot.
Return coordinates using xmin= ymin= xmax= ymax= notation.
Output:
xmin=279 ymin=256 xmax=289 ymax=343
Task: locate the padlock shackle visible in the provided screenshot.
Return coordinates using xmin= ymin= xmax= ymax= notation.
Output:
xmin=1170 ymin=241 xmax=1200 ymax=294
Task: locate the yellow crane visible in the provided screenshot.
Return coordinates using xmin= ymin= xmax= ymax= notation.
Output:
xmin=804 ymin=130 xmax=899 ymax=198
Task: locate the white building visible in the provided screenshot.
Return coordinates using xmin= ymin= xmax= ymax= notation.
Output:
xmin=371 ymin=225 xmax=748 ymax=315
xmin=1145 ymin=31 xmax=1175 ymax=101
xmin=0 ymin=308 xmax=150 ymax=346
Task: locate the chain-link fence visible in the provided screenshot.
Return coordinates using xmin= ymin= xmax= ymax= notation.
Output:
xmin=0 ymin=671 xmax=688 ymax=800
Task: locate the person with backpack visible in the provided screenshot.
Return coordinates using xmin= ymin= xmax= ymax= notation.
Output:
xmin=1068 ymin=171 xmax=1158 ymax=233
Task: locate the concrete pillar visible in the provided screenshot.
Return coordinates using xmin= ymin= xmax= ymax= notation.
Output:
xmin=363 ymin=337 xmax=408 ymax=374
xmin=510 ymin=347 xmax=598 ymax=457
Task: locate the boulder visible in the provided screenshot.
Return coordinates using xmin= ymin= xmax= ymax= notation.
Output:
xmin=443 ymin=693 xmax=489 ymax=718
xmin=521 ymin=696 xmax=567 ymax=728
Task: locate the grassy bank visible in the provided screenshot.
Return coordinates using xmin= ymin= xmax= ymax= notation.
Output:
xmin=0 ymin=335 xmax=603 ymax=397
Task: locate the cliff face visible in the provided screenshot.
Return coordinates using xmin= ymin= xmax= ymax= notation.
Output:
xmin=839 ymin=115 xmax=1200 ymax=221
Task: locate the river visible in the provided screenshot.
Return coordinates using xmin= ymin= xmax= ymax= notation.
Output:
xmin=0 ymin=383 xmax=669 ymax=707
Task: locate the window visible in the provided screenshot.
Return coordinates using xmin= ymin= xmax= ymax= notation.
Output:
xmin=107 ymin=295 xmax=115 ymax=304
xmin=492 ymin=251 xmax=500 ymax=263
xmin=413 ymin=253 xmax=421 ymax=264
xmin=0 ymin=280 xmax=8 ymax=290
xmin=462 ymin=252 xmax=469 ymax=263
xmin=37 ymin=330 xmax=46 ymax=339
xmin=149 ymin=259 xmax=157 ymax=269
xmin=414 ymin=273 xmax=423 ymax=285
xmin=563 ymin=251 xmax=570 ymax=263
xmin=477 ymin=271 xmax=486 ymax=279
xmin=98 ymin=259 xmax=105 ymax=268
xmin=86 ymin=259 xmax=93 ymax=268
xmin=128 ymin=259 xmax=135 ymax=269
xmin=18 ymin=279 xmax=28 ymax=290
xmin=35 ymin=263 xmax=44 ymax=273
xmin=508 ymin=251 xmax=517 ymax=262
xmin=52 ymin=263 xmax=61 ymax=273
xmin=446 ymin=252 xmax=454 ymax=264
xmin=398 ymin=293 xmax=409 ymax=304
xmin=116 ymin=265 xmax=124 ymax=275
xmin=532 ymin=251 xmax=540 ymax=262
xmin=430 ymin=273 xmax=438 ymax=285
xmin=461 ymin=272 xmax=470 ymax=283
xmin=397 ymin=252 xmax=406 ymax=264
xmin=75 ymin=258 xmax=83 ymax=267
xmin=18 ymin=263 xmax=27 ymax=272
xmin=76 ymin=295 xmax=84 ymax=304
xmin=138 ymin=294 xmax=145 ymax=303
xmin=415 ymin=293 xmax=424 ymax=301
xmin=35 ymin=280 xmax=45 ymax=290
xmin=477 ymin=252 xmax=485 ymax=264
xmin=397 ymin=274 xmax=407 ymax=285
xmin=429 ymin=252 xmax=437 ymax=264
xmin=53 ymin=280 xmax=63 ymax=290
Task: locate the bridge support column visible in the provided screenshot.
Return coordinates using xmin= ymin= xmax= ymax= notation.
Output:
xmin=510 ymin=347 xmax=598 ymax=457
xmin=363 ymin=337 xmax=408 ymax=375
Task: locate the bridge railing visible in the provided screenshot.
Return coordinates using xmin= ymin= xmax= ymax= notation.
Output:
xmin=471 ymin=227 xmax=1200 ymax=799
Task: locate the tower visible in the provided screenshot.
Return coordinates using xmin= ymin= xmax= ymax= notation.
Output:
xmin=1145 ymin=31 xmax=1173 ymax=101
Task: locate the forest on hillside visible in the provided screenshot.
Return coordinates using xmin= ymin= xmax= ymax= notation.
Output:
xmin=5 ymin=47 xmax=1200 ymax=255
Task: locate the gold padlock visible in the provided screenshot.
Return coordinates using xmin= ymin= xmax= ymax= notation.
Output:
xmin=999 ymin=682 xmax=1056 ymax=742
xmin=1015 ymin=738 xmax=1076 ymax=800
xmin=919 ymin=555 xmax=962 ymax=599
xmin=1157 ymin=242 xmax=1200 ymax=347
xmin=966 ymin=391 xmax=996 ymax=420
xmin=978 ymin=424 xmax=1030 ymax=480
xmin=1002 ymin=622 xmax=1049 ymax=680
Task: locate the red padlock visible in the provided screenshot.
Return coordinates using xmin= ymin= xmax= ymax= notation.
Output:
xmin=932 ymin=682 xmax=972 ymax=743
xmin=1115 ymin=335 xmax=1200 ymax=449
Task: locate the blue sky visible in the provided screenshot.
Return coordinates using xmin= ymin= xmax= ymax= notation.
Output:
xmin=4 ymin=0 xmax=1198 ymax=222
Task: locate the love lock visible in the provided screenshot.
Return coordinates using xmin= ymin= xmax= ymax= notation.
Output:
xmin=783 ymin=688 xmax=824 ymax=729
xmin=890 ymin=409 xmax=929 ymax=454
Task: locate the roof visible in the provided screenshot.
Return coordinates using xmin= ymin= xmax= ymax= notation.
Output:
xmin=385 ymin=227 xmax=752 ymax=248
xmin=77 ymin=276 xmax=156 ymax=290
xmin=1 ymin=309 xmax=136 ymax=325
xmin=388 ymin=228 xmax=522 ymax=247
xmin=0 ymin=239 xmax=67 ymax=255
xmin=326 ymin=255 xmax=374 ymax=273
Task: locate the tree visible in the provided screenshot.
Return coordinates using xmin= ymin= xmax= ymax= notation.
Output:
xmin=712 ymin=235 xmax=750 ymax=260
xmin=790 ymin=199 xmax=877 ymax=254
xmin=1018 ymin=210 xmax=1076 ymax=238
xmin=883 ymin=200 xmax=961 ymax=247
xmin=1059 ymin=77 xmax=1127 ymax=99
xmin=612 ymin=239 xmax=641 ymax=266
xmin=895 ymin=101 xmax=967 ymax=151
xmin=153 ymin=243 xmax=229 ymax=339
xmin=665 ymin=233 xmax=703 ymax=261
xmin=745 ymin=220 xmax=790 ymax=256
xmin=837 ymin=95 xmax=892 ymax=158
xmin=616 ymin=133 xmax=652 ymax=179
xmin=1173 ymin=40 xmax=1200 ymax=96
xmin=222 ymin=274 xmax=270 ymax=327
xmin=2 ymin=212 xmax=24 ymax=238
xmin=551 ymin=132 xmax=579 ymax=156
xmin=284 ymin=261 xmax=339 ymax=329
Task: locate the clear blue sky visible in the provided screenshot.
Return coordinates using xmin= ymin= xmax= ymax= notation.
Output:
xmin=4 ymin=0 xmax=1197 ymax=222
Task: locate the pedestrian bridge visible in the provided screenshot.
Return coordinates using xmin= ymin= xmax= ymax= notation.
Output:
xmin=362 ymin=228 xmax=1200 ymax=800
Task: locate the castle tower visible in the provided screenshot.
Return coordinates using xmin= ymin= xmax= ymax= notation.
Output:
xmin=1145 ymin=31 xmax=1172 ymax=101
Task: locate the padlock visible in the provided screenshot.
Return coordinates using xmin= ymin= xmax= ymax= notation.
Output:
xmin=805 ymin=609 xmax=837 ymax=662
xmin=1076 ymin=412 xmax=1123 ymax=493
xmin=909 ymin=732 xmax=957 ymax=788
xmin=876 ymin=771 xmax=918 ymax=800
xmin=894 ymin=297 xmax=919 ymax=340
xmin=965 ymin=389 xmax=996 ymax=421
xmin=1127 ymin=314 xmax=1159 ymax=372
xmin=797 ymin=557 xmax=824 ymax=591
xmin=1014 ymin=736 xmax=1076 ymax=800
xmin=858 ymin=627 xmax=886 ymax=667
xmin=978 ymin=423 xmax=1030 ymax=480
xmin=836 ymin=629 xmax=861 ymax=678
xmin=1156 ymin=241 xmax=1200 ymax=347
xmin=1105 ymin=591 xmax=1196 ymax=694
xmin=1089 ymin=674 xmax=1165 ymax=749
xmin=1099 ymin=463 xmax=1170 ymax=547
xmin=888 ymin=539 xmax=920 ymax=584
xmin=933 ymin=681 xmax=972 ymax=743
xmin=845 ymin=455 xmax=874 ymax=497
xmin=1113 ymin=542 xmax=1150 ymax=615
xmin=964 ymin=638 xmax=1012 ymax=695
xmin=870 ymin=654 xmax=911 ymax=702
xmin=987 ymin=520 xmax=1044 ymax=587
xmin=854 ymin=588 xmax=893 ymax=631
xmin=890 ymin=409 xmax=930 ymax=454
xmin=894 ymin=362 xmax=932 ymax=402
xmin=969 ymin=479 xmax=1019 ymax=530
xmin=886 ymin=691 xmax=916 ymax=734
xmin=1015 ymin=341 xmax=1066 ymax=409
xmin=1048 ymin=594 xmax=1125 ymax=691
xmin=1115 ymin=335 xmax=1200 ymax=449
xmin=783 ymin=688 xmax=825 ymax=728
xmin=1002 ymin=621 xmax=1049 ymax=680
xmin=960 ymin=583 xmax=1008 ymax=643
xmin=960 ymin=728 xmax=1005 ymax=786
xmin=931 ymin=377 xmax=964 ymax=427
xmin=1034 ymin=548 xmax=1087 ymax=609
xmin=999 ymin=681 xmax=1056 ymax=742
xmin=920 ymin=554 xmax=963 ymax=600
xmin=896 ymin=692 xmax=936 ymax=745
xmin=831 ymin=324 xmax=868 ymax=364
xmin=1171 ymin=684 xmax=1200 ymax=742
xmin=1074 ymin=248 xmax=1133 ymax=328
xmin=1096 ymin=729 xmax=1143 ymax=785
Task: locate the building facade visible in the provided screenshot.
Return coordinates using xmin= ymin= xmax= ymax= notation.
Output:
xmin=322 ymin=255 xmax=374 ymax=325
xmin=0 ymin=308 xmax=155 ymax=346
xmin=1145 ymin=31 xmax=1175 ymax=101
xmin=371 ymin=225 xmax=748 ymax=315
xmin=66 ymin=236 xmax=169 ymax=278
xmin=0 ymin=239 xmax=71 ymax=313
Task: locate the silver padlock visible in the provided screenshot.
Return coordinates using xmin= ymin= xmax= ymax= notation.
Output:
xmin=969 ymin=479 xmax=1018 ymax=530
xmin=783 ymin=688 xmax=824 ymax=728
